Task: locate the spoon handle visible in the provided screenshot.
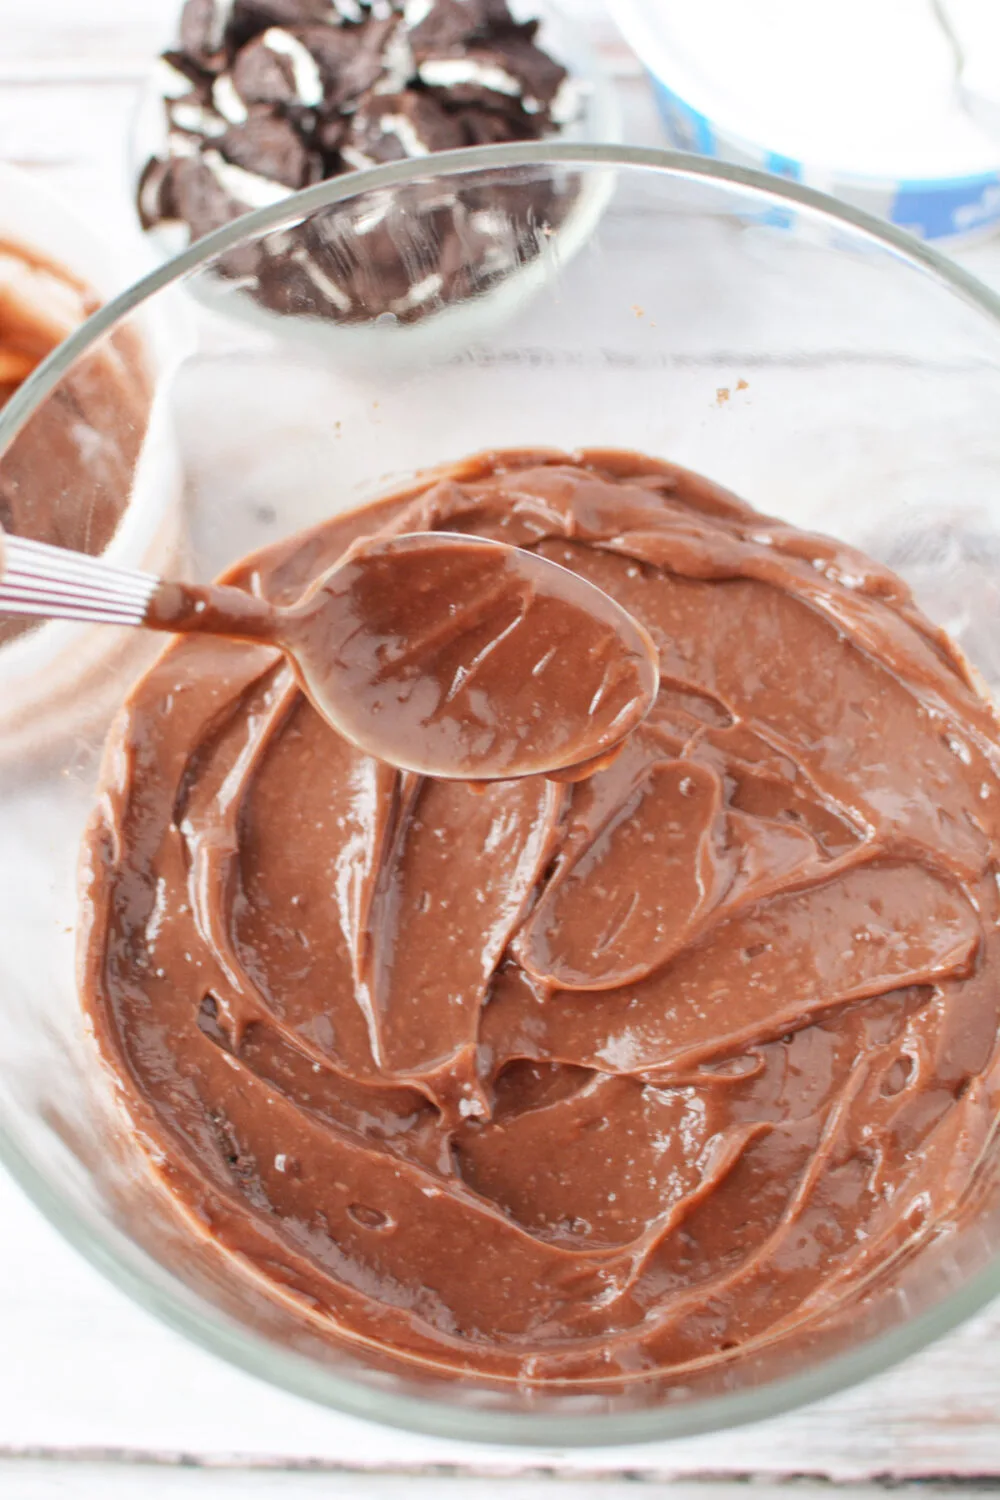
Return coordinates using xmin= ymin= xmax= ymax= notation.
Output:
xmin=0 ymin=533 xmax=158 ymax=625
xmin=0 ymin=532 xmax=281 ymax=644
xmin=144 ymin=578 xmax=281 ymax=643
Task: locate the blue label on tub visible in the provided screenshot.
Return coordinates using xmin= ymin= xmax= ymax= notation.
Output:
xmin=763 ymin=151 xmax=801 ymax=181
xmin=646 ymin=66 xmax=1000 ymax=241
xmin=760 ymin=153 xmax=802 ymax=227
xmin=651 ymin=78 xmax=717 ymax=156
xmin=891 ymin=174 xmax=1000 ymax=239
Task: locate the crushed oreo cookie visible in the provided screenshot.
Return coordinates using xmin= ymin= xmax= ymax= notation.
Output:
xmin=136 ymin=0 xmax=587 ymax=323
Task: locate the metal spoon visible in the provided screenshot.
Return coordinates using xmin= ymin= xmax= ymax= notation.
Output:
xmin=0 ymin=528 xmax=659 ymax=780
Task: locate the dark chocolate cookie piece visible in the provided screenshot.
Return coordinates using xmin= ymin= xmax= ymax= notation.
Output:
xmin=349 ymin=221 xmax=449 ymax=315
xmin=292 ymin=22 xmax=376 ymax=108
xmin=230 ymin=0 xmax=351 ymax=45
xmin=157 ymin=50 xmax=215 ymax=98
xmin=456 ymin=102 xmax=541 ymax=145
xmin=165 ymin=92 xmax=229 ymax=138
xmin=408 ymin=0 xmax=518 ymax=54
xmin=219 ymin=113 xmax=317 ymax=187
xmin=255 ymin=230 xmax=358 ymax=318
xmin=495 ymin=34 xmax=566 ymax=110
xmin=341 ymin=89 xmax=465 ymax=167
xmin=169 ymin=154 xmax=241 ymax=238
xmin=169 ymin=151 xmax=292 ymax=289
xmin=136 ymin=157 xmax=181 ymax=229
xmin=340 ymin=14 xmax=405 ymax=101
xmin=179 ymin=0 xmax=233 ymax=70
xmin=200 ymin=146 xmax=298 ymax=208
xmin=315 ymin=112 xmax=349 ymax=154
xmin=230 ymin=27 xmax=326 ymax=107
xmin=417 ymin=35 xmax=565 ymax=113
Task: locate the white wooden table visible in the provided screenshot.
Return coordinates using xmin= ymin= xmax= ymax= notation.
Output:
xmin=6 ymin=1 xmax=1000 ymax=1494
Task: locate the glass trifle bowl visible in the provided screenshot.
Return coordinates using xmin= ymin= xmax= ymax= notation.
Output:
xmin=3 ymin=143 xmax=1000 ymax=1447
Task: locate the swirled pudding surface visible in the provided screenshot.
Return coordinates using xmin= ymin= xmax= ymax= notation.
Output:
xmin=80 ymin=449 xmax=1000 ymax=1384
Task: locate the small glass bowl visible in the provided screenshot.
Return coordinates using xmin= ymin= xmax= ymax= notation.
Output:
xmin=0 ymin=165 xmax=189 ymax=764
xmin=128 ymin=0 xmax=622 ymax=355
xmin=4 ymin=145 xmax=1000 ymax=1447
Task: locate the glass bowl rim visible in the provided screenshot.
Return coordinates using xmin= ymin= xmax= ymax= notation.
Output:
xmin=5 ymin=141 xmax=1000 ymax=1448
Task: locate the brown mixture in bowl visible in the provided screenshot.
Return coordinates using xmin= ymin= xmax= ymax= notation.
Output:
xmin=79 ymin=448 xmax=1000 ymax=1384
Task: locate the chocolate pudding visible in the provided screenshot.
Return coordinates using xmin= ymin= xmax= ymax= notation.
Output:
xmin=80 ymin=449 xmax=1000 ymax=1385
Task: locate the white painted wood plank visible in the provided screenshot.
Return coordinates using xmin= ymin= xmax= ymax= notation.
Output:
xmin=6 ymin=1475 xmax=985 ymax=1500
xmin=0 ymin=81 xmax=151 ymax=250
xmin=0 ymin=0 xmax=176 ymax=70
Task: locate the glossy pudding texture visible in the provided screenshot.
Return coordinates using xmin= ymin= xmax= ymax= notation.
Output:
xmin=144 ymin=527 xmax=660 ymax=780
xmin=80 ymin=449 xmax=1000 ymax=1385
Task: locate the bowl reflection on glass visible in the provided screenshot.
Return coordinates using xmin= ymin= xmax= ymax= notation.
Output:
xmin=3 ymin=145 xmax=1000 ymax=1445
